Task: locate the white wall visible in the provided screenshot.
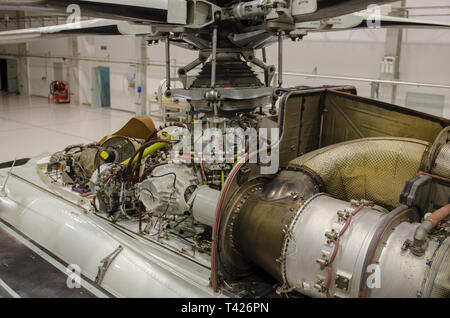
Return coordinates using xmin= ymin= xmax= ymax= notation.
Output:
xmin=0 ymin=1 xmax=449 ymax=118
xmin=14 ymin=35 xmax=197 ymax=112
xmin=266 ymin=29 xmax=450 ymax=118
xmin=26 ymin=38 xmax=71 ymax=96
xmin=277 ymin=0 xmax=450 ymax=118
xmin=77 ymin=35 xmax=142 ymax=111
xmin=147 ymin=43 xmax=197 ymax=97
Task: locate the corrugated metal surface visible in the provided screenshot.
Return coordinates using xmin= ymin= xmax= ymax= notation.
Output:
xmin=322 ymin=91 xmax=448 ymax=146
xmin=289 ymin=137 xmax=429 ymax=209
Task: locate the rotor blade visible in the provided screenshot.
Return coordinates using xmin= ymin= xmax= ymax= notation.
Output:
xmin=354 ymin=13 xmax=450 ymax=30
xmin=0 ymin=0 xmax=187 ymax=24
xmin=297 ymin=12 xmax=450 ymax=33
xmin=293 ymin=0 xmax=398 ymax=22
xmin=0 ymin=19 xmax=153 ymax=44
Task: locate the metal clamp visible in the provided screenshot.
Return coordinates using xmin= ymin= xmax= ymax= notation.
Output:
xmin=0 ymin=159 xmax=16 ymax=197
xmin=95 ymin=245 xmax=123 ymax=285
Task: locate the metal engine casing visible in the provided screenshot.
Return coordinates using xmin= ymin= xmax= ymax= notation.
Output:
xmin=97 ymin=136 xmax=141 ymax=166
xmin=217 ymin=134 xmax=450 ymax=298
xmin=137 ymin=163 xmax=199 ymax=215
xmin=281 ymin=194 xmax=390 ymax=297
xmin=279 ymin=193 xmax=448 ymax=298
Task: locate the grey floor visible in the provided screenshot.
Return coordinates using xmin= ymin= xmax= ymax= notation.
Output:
xmin=0 ymin=284 xmax=11 ymax=298
xmin=0 ymin=94 xmax=168 ymax=297
xmin=0 ymin=222 xmax=98 ymax=298
xmin=0 ymin=93 xmax=157 ymax=163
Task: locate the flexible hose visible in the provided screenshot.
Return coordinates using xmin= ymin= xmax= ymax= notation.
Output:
xmin=145 ymin=122 xmax=187 ymax=143
xmin=125 ymin=139 xmax=172 ymax=182
xmin=140 ymin=162 xmax=169 ymax=182
xmin=427 ymin=204 xmax=450 ymax=227
xmin=414 ymin=204 xmax=450 ymax=248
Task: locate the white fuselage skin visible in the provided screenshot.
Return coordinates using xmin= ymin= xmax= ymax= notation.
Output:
xmin=0 ymin=156 xmax=218 ymax=298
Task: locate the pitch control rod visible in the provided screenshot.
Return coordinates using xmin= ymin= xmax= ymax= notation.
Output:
xmin=211 ymin=26 xmax=218 ymax=89
xmin=165 ymin=35 xmax=171 ymax=91
xmin=278 ymin=31 xmax=283 ymax=88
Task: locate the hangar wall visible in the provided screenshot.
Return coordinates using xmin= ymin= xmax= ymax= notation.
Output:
xmin=0 ymin=0 xmax=449 ymax=118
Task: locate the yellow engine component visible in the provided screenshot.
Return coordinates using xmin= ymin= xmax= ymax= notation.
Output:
xmin=121 ymin=133 xmax=173 ymax=167
xmin=100 ymin=151 xmax=110 ymax=161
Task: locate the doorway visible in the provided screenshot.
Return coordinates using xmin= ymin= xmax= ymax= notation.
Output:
xmin=6 ymin=59 xmax=18 ymax=94
xmin=92 ymin=66 xmax=111 ymax=108
xmin=0 ymin=59 xmax=19 ymax=94
xmin=0 ymin=59 xmax=8 ymax=92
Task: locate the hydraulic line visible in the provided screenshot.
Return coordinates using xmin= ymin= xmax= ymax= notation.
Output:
xmin=124 ymin=139 xmax=173 ymax=183
xmin=145 ymin=122 xmax=187 ymax=143
xmin=140 ymin=161 xmax=169 ymax=182
xmin=428 ymin=204 xmax=450 ymax=226
xmin=413 ymin=204 xmax=450 ymax=252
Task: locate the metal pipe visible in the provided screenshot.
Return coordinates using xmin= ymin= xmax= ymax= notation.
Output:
xmin=318 ymin=111 xmax=325 ymax=148
xmin=139 ymin=37 xmax=148 ymax=116
xmin=224 ymin=170 xmax=320 ymax=282
xmin=413 ymin=204 xmax=450 ymax=251
xmin=280 ymin=71 xmax=450 ymax=90
xmin=157 ymin=78 xmax=167 ymax=120
xmin=400 ymin=6 xmax=450 ymax=10
xmin=4 ymin=49 xmax=449 ymax=90
xmin=0 ymin=159 xmax=16 ymax=197
xmin=427 ymin=204 xmax=450 ymax=227
xmin=211 ymin=26 xmax=218 ymax=88
xmin=0 ymin=52 xmax=183 ymax=68
xmin=180 ymin=57 xmax=203 ymax=74
xmin=247 ymin=55 xmax=273 ymax=87
xmin=417 ymin=171 xmax=450 ymax=183
xmin=413 ymin=220 xmax=433 ymax=246
xmin=409 ymin=14 xmax=450 ymax=17
xmin=165 ymin=36 xmax=171 ymax=90
xmin=278 ymin=32 xmax=283 ymax=88
xmin=192 ymin=186 xmax=220 ymax=228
